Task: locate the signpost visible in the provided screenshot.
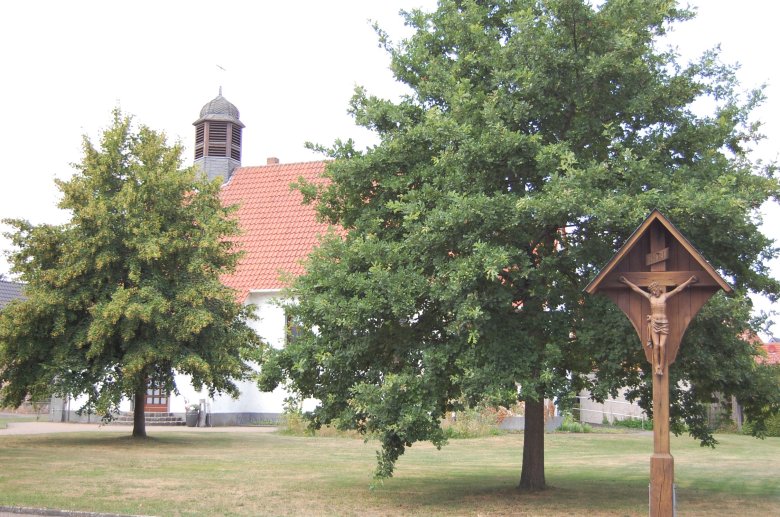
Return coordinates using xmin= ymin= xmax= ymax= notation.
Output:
xmin=585 ymin=210 xmax=731 ymax=516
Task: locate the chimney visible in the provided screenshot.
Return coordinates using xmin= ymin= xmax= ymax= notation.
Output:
xmin=267 ymin=157 xmax=280 ymax=165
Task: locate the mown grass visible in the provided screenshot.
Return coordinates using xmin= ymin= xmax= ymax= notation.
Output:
xmin=0 ymin=428 xmax=777 ymax=516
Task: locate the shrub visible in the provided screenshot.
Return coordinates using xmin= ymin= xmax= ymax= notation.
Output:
xmin=743 ymin=413 xmax=780 ymax=437
xmin=442 ymin=406 xmax=503 ymax=439
xmin=279 ymin=409 xmax=315 ymax=436
xmin=613 ymin=417 xmax=652 ymax=430
xmin=278 ymin=398 xmax=363 ymax=438
xmin=557 ymin=413 xmax=592 ymax=433
xmin=278 ymin=395 xmax=315 ymax=436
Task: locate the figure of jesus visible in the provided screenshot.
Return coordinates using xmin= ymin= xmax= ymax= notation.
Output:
xmin=619 ymin=275 xmax=698 ymax=376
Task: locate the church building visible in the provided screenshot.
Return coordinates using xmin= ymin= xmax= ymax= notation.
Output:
xmin=52 ymin=91 xmax=328 ymax=425
xmin=171 ymin=91 xmax=328 ymax=424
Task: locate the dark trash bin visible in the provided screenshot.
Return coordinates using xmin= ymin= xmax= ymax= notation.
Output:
xmin=186 ymin=409 xmax=199 ymax=427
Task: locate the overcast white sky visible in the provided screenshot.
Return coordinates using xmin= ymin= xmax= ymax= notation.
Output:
xmin=0 ymin=1 xmax=777 ymax=333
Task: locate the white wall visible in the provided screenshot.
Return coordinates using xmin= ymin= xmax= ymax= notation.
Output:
xmin=172 ymin=290 xmax=290 ymax=415
xmin=577 ymin=387 xmax=647 ymax=425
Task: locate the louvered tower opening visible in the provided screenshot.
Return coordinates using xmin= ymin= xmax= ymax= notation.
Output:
xmin=193 ymin=89 xmax=244 ymax=182
xmin=194 ymin=124 xmax=205 ymax=159
xmin=194 ymin=121 xmax=242 ymax=160
xmin=231 ymin=125 xmax=242 ymax=161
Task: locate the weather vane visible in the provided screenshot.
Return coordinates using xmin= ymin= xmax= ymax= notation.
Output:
xmin=216 ymin=65 xmax=227 ymax=96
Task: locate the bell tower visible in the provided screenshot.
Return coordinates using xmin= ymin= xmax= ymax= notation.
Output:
xmin=193 ymin=88 xmax=244 ymax=182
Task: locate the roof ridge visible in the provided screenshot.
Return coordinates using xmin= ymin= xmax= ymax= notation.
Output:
xmin=236 ymin=159 xmax=330 ymax=169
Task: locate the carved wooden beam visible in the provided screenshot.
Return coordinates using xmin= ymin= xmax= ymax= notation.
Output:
xmin=646 ymin=247 xmax=669 ymax=266
xmin=599 ymin=271 xmax=717 ymax=289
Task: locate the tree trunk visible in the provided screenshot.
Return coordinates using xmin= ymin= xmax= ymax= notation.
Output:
xmin=519 ymin=396 xmax=546 ymax=490
xmin=132 ymin=383 xmax=147 ymax=438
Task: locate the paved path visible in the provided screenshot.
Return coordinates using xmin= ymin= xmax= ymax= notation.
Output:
xmin=0 ymin=421 xmax=278 ymax=436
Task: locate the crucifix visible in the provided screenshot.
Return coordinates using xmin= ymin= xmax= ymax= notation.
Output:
xmin=585 ymin=210 xmax=731 ymax=517
xmin=619 ymin=274 xmax=698 ymax=376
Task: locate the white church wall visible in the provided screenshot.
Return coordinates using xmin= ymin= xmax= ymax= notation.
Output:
xmin=170 ymin=290 xmax=293 ymax=425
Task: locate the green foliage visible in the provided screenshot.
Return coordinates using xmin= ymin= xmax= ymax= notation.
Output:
xmin=558 ymin=414 xmax=592 ymax=433
xmin=279 ymin=395 xmax=364 ymax=438
xmin=743 ymin=413 xmax=780 ymax=437
xmin=741 ymin=365 xmax=780 ymax=437
xmin=278 ymin=395 xmax=315 ymax=436
xmin=260 ymin=0 xmax=780 ymax=483
xmin=0 ymin=110 xmax=262 ymax=433
xmin=612 ymin=417 xmax=652 ymax=431
xmin=280 ymin=411 xmax=315 ymax=437
xmin=442 ymin=406 xmax=503 ymax=439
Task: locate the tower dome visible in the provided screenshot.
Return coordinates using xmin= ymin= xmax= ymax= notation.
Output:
xmin=193 ymin=88 xmax=245 ymax=183
xmin=197 ymin=89 xmax=241 ymax=122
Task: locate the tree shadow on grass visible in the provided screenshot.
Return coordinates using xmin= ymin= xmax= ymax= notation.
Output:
xmin=10 ymin=432 xmax=204 ymax=449
xmin=368 ymin=473 xmax=649 ymax=516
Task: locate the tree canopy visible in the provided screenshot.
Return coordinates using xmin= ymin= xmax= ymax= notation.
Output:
xmin=259 ymin=0 xmax=779 ymax=489
xmin=0 ymin=111 xmax=260 ymax=437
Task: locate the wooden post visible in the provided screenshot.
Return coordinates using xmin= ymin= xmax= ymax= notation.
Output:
xmin=648 ymin=223 xmax=674 ymax=516
xmin=584 ymin=210 xmax=732 ymax=517
xmin=650 ymin=370 xmax=674 ymax=515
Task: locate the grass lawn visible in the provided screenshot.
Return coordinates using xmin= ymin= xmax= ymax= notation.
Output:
xmin=0 ymin=428 xmax=777 ymax=516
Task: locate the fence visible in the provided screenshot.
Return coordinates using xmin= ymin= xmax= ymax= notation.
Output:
xmin=0 ymin=399 xmax=50 ymax=420
xmin=574 ymin=394 xmax=648 ymax=427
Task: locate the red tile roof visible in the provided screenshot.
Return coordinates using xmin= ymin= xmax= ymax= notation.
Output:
xmin=219 ymin=161 xmax=330 ymax=301
xmin=759 ymin=344 xmax=780 ymax=365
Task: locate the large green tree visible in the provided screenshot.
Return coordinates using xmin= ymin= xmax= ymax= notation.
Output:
xmin=0 ymin=111 xmax=260 ymax=438
xmin=260 ymin=0 xmax=780 ymax=489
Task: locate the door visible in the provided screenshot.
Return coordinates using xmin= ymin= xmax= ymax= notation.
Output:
xmin=144 ymin=382 xmax=169 ymax=412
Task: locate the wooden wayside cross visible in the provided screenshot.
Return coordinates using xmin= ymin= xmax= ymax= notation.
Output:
xmin=585 ymin=210 xmax=731 ymax=517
